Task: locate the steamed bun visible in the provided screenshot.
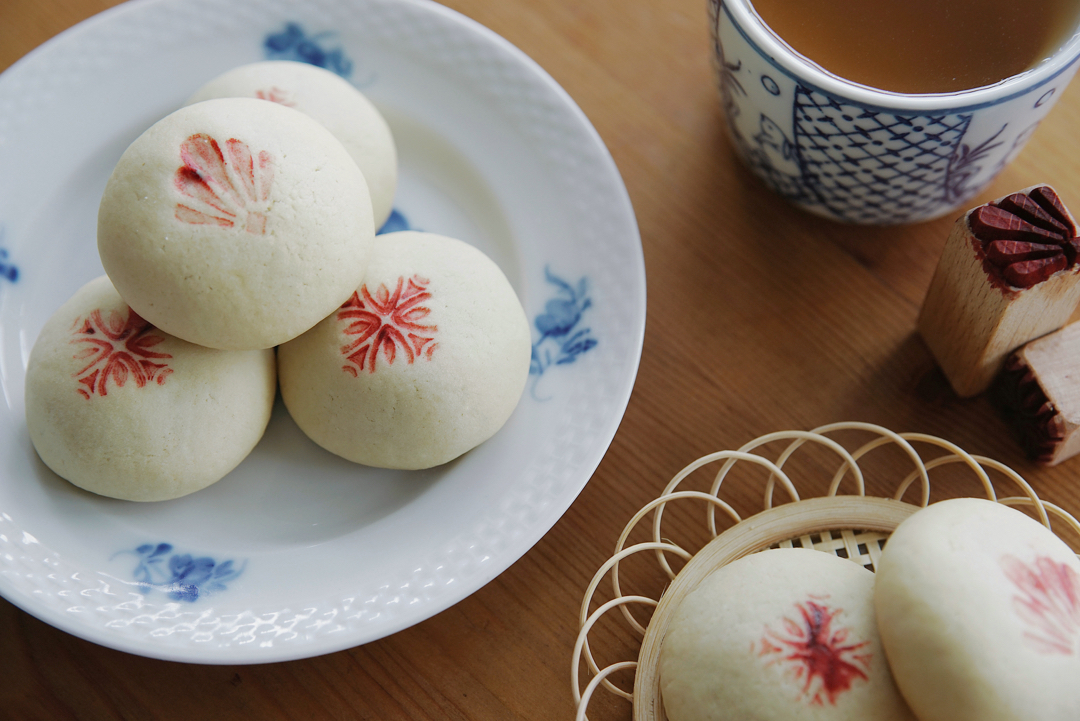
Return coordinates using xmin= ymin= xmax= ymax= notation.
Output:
xmin=278 ymin=231 xmax=530 ymax=469
xmin=875 ymin=498 xmax=1080 ymax=721
xmin=98 ymin=97 xmax=374 ymax=350
xmin=25 ymin=275 xmax=276 ymax=501
xmin=660 ymin=548 xmax=914 ymax=721
xmin=185 ymin=60 xmax=398 ymax=228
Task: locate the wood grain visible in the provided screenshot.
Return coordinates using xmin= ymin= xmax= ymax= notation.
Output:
xmin=4 ymin=0 xmax=1080 ymax=719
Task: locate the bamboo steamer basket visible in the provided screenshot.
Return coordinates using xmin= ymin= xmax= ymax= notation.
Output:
xmin=571 ymin=422 xmax=1080 ymax=721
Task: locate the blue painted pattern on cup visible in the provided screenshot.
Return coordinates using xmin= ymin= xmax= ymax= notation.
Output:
xmin=711 ymin=0 xmax=1080 ymax=224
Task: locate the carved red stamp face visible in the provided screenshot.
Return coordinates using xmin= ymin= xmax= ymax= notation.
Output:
xmin=69 ymin=308 xmax=173 ymax=399
xmin=254 ymin=86 xmax=296 ymax=106
xmin=174 ymin=133 xmax=274 ymax=234
xmin=757 ymin=597 xmax=872 ymax=706
xmin=338 ymin=275 xmax=438 ymax=375
xmin=1001 ymin=553 xmax=1080 ymax=655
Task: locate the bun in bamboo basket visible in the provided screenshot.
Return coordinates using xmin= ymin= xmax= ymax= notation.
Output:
xmin=571 ymin=422 xmax=1080 ymax=721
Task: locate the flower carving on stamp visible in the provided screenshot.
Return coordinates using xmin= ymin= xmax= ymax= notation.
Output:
xmin=338 ymin=275 xmax=438 ymax=375
xmin=1001 ymin=553 xmax=1080 ymax=655
xmin=174 ymin=133 xmax=274 ymax=234
xmin=756 ymin=597 xmax=872 ymax=706
xmin=70 ymin=307 xmax=172 ymax=399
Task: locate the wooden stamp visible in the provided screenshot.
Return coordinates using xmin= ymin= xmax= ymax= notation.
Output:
xmin=995 ymin=322 xmax=1080 ymax=466
xmin=917 ymin=185 xmax=1080 ymax=397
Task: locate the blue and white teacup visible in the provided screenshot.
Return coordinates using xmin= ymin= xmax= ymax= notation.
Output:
xmin=711 ymin=0 xmax=1080 ymax=225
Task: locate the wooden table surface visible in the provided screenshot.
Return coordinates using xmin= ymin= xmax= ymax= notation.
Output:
xmin=4 ymin=1 xmax=1080 ymax=719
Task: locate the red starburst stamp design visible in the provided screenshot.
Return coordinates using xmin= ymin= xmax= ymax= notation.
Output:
xmin=757 ymin=597 xmax=872 ymax=706
xmin=338 ymin=275 xmax=438 ymax=375
xmin=69 ymin=307 xmax=173 ymax=399
xmin=174 ymin=133 xmax=274 ymax=234
xmin=1001 ymin=554 xmax=1080 ymax=655
xmin=254 ymin=86 xmax=297 ymax=106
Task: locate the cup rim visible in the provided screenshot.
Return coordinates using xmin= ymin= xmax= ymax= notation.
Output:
xmin=723 ymin=0 xmax=1080 ymax=112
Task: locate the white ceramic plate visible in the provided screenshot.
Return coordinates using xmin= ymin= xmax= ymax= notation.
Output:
xmin=0 ymin=0 xmax=644 ymax=663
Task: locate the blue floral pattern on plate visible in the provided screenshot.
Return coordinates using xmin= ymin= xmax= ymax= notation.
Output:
xmin=376 ymin=208 xmax=413 ymax=235
xmin=0 ymin=227 xmax=17 ymax=284
xmin=264 ymin=23 xmax=353 ymax=78
xmin=0 ymin=249 xmax=17 ymax=284
xmin=529 ymin=267 xmax=597 ymax=399
xmin=113 ymin=543 xmax=246 ymax=602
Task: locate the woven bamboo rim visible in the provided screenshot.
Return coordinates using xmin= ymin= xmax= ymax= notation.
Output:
xmin=571 ymin=422 xmax=1080 ymax=721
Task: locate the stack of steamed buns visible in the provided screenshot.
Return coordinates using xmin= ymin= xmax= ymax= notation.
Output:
xmin=659 ymin=497 xmax=1080 ymax=721
xmin=24 ymin=61 xmax=531 ymax=502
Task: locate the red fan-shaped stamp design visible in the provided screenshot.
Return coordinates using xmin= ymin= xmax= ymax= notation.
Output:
xmin=757 ymin=597 xmax=872 ymax=706
xmin=69 ymin=308 xmax=173 ymax=399
xmin=1001 ymin=553 xmax=1080 ymax=655
xmin=174 ymin=133 xmax=274 ymax=234
xmin=254 ymin=86 xmax=297 ymax=107
xmin=338 ymin=275 xmax=438 ymax=375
